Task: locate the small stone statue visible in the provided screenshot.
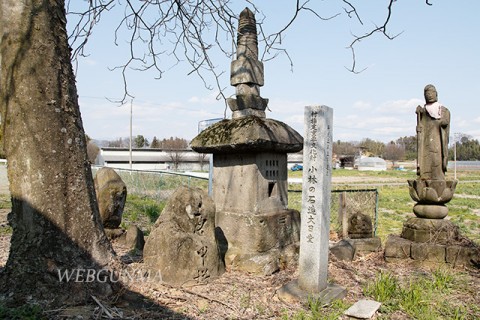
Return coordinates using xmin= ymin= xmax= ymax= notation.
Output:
xmin=347 ymin=212 xmax=373 ymax=239
xmin=416 ymin=84 xmax=450 ymax=180
xmin=408 ymin=84 xmax=457 ymax=219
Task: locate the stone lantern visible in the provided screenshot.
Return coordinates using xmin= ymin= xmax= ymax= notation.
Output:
xmin=191 ymin=8 xmax=303 ymax=274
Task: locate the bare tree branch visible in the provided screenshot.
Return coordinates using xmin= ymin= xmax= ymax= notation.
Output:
xmin=345 ymin=0 xmax=403 ymax=73
xmin=67 ymin=0 xmax=433 ymax=103
xmin=342 ymin=0 xmax=363 ymax=25
xmin=67 ymin=0 xmax=115 ymax=72
xmin=260 ymin=0 xmax=341 ymax=64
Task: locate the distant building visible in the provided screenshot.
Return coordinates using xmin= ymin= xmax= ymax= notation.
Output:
xmin=96 ymin=148 xmax=303 ymax=172
xmin=95 ymin=148 xmax=209 ymax=171
xmin=356 ymin=156 xmax=387 ymax=171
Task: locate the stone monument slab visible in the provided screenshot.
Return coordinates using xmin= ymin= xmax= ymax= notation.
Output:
xmin=279 ymin=105 xmax=345 ymax=303
xmin=298 ymin=105 xmax=333 ymax=292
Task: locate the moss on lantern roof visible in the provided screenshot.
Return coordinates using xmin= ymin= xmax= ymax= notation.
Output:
xmin=191 ymin=116 xmax=303 ymax=154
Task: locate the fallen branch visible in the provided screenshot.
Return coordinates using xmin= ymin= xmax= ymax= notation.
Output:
xmin=160 ymin=283 xmax=239 ymax=313
xmin=91 ymin=295 xmax=114 ymax=319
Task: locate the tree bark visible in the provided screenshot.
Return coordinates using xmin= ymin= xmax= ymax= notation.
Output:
xmin=0 ymin=0 xmax=116 ymax=305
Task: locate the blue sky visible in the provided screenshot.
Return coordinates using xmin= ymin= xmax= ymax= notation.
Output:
xmin=68 ymin=1 xmax=480 ymax=144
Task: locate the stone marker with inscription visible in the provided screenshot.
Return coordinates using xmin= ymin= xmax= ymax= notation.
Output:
xmin=278 ymin=105 xmax=346 ymax=303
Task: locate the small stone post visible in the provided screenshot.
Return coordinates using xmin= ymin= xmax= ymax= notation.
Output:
xmin=339 ymin=192 xmax=348 ymax=239
xmin=279 ymin=106 xmax=346 ymax=303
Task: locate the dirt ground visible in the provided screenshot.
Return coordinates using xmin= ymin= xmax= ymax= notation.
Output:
xmin=0 ymin=166 xmax=479 ymax=319
xmin=0 ymin=226 xmax=479 ymax=319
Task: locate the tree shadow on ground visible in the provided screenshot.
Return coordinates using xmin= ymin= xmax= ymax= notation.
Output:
xmin=0 ymin=198 xmax=192 ymax=319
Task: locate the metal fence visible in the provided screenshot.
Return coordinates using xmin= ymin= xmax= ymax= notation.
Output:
xmin=91 ymin=166 xmax=208 ymax=202
xmin=287 ymin=188 xmax=379 ymax=237
xmin=93 ymin=167 xmax=378 ymax=237
xmin=332 ymin=189 xmax=379 ymax=237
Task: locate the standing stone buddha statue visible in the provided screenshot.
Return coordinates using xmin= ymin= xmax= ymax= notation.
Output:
xmin=416 ymin=84 xmax=450 ymax=181
xmin=408 ymin=84 xmax=456 ymax=219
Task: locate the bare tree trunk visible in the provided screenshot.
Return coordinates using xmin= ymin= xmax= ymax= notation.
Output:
xmin=0 ymin=0 xmax=115 ymax=305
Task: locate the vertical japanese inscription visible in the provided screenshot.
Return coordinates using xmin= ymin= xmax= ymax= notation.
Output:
xmin=298 ymin=105 xmax=333 ymax=292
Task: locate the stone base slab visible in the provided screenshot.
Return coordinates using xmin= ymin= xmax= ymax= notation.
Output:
xmin=401 ymin=217 xmax=459 ymax=244
xmin=278 ymin=279 xmax=346 ymax=305
xmin=384 ymin=235 xmax=478 ymax=267
xmin=216 ymin=209 xmax=300 ymax=274
xmin=346 ymin=237 xmax=382 ymax=257
xmin=384 ymin=235 xmax=411 ymax=260
xmin=224 ymin=243 xmax=299 ymax=275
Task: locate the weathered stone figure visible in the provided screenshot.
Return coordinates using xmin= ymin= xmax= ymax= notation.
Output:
xmin=408 ymin=84 xmax=457 ymax=219
xmin=94 ymin=167 xmax=127 ymax=228
xmin=143 ymin=187 xmax=225 ymax=286
xmin=416 ymin=84 xmax=450 ymax=180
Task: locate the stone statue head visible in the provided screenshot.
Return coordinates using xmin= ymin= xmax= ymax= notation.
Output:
xmin=424 ymin=84 xmax=438 ymax=103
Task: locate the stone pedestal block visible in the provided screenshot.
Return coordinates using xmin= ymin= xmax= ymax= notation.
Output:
xmin=278 ymin=280 xmax=346 ymax=305
xmin=411 ymin=242 xmax=446 ymax=263
xmin=217 ymin=209 xmax=300 ymax=274
xmin=330 ymin=240 xmax=355 ymax=262
xmin=346 ymin=237 xmax=382 ymax=256
xmin=446 ymin=245 xmax=480 ymax=267
xmin=401 ymin=217 xmax=458 ymax=244
xmin=384 ymin=235 xmax=412 ymax=261
xmin=385 ymin=223 xmax=479 ymax=267
xmin=217 ymin=209 xmax=300 ymax=253
xmin=225 ymin=245 xmax=298 ymax=275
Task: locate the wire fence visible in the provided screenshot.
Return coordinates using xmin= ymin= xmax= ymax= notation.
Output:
xmin=91 ymin=166 xmax=208 ymax=203
xmin=93 ymin=167 xmax=378 ymax=237
xmin=288 ymin=188 xmax=378 ymax=238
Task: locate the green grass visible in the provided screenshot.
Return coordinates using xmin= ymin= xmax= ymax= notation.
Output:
xmin=363 ymin=269 xmax=477 ymax=320
xmin=282 ymin=298 xmax=350 ymax=320
xmin=0 ymin=193 xmax=11 ymax=210
xmin=114 ymin=170 xmax=208 ymax=199
xmin=122 ymin=194 xmax=166 ymax=234
xmin=288 ymin=169 xmax=480 ymax=244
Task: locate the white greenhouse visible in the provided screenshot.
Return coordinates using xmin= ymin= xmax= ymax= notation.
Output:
xmin=356 ymin=157 xmax=387 ymax=171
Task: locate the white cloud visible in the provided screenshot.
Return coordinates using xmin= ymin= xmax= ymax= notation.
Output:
xmin=266 ymin=98 xmax=312 ymax=115
xmin=284 ymin=114 xmax=304 ymax=125
xmin=79 ymin=97 xmax=224 ymax=140
xmin=377 ymin=98 xmax=423 ymax=115
xmin=352 ymin=101 xmax=372 ymax=110
xmin=187 ymin=91 xmax=223 ymax=106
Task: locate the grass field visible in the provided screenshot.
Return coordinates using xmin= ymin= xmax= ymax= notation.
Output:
xmin=288 ymin=168 xmax=480 ymax=244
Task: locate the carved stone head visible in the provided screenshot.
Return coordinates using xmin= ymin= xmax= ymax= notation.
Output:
xmin=424 ymin=84 xmax=438 ymax=103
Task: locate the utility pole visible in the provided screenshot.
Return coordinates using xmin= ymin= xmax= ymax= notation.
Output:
xmin=454 ymin=137 xmax=457 ymax=180
xmin=129 ymin=99 xmax=133 ymax=170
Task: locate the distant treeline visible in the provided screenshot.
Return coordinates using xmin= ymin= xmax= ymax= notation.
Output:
xmin=90 ymin=133 xmax=480 ymax=162
xmin=333 ymin=134 xmax=480 ymax=162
